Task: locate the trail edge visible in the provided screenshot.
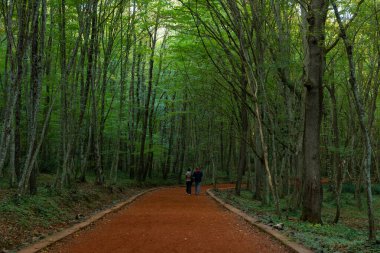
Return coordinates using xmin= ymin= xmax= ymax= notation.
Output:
xmin=206 ymin=188 xmax=314 ymax=253
xmin=17 ymin=188 xmax=157 ymax=253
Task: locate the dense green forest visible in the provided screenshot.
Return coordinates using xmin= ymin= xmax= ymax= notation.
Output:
xmin=0 ymin=0 xmax=379 ymax=245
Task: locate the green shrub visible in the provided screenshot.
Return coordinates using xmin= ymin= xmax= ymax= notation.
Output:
xmin=341 ymin=183 xmax=380 ymax=195
xmin=0 ymin=188 xmax=69 ymax=229
xmin=213 ymin=189 xmax=380 ymax=253
xmin=341 ymin=183 xmax=356 ymax=194
xmin=371 ymin=184 xmax=380 ymax=195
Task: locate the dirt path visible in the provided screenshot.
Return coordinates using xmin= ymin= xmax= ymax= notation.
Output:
xmin=44 ymin=186 xmax=290 ymax=253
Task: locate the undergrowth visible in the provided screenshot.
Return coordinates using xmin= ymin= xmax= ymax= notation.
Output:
xmin=213 ymin=189 xmax=380 ymax=253
xmin=0 ymin=172 xmax=173 ymax=250
xmin=0 ymin=188 xmax=70 ymax=229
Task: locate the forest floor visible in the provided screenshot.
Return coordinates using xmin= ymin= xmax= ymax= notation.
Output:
xmin=0 ymin=173 xmax=166 ymax=252
xmin=40 ymin=186 xmax=290 ymax=253
xmin=213 ymin=187 xmax=380 ymax=253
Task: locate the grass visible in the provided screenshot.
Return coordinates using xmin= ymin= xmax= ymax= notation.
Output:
xmin=0 ymin=187 xmax=69 ymax=229
xmin=213 ymin=187 xmax=380 ymax=253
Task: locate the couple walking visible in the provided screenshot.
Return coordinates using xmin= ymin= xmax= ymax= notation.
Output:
xmin=185 ymin=167 xmax=203 ymax=195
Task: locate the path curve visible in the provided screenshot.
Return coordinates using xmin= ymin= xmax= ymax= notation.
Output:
xmin=44 ymin=186 xmax=290 ymax=253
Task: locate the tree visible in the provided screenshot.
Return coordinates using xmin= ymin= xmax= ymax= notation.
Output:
xmin=300 ymin=0 xmax=328 ymax=224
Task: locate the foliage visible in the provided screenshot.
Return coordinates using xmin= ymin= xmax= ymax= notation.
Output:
xmin=0 ymin=188 xmax=69 ymax=229
xmin=214 ymin=189 xmax=380 ymax=253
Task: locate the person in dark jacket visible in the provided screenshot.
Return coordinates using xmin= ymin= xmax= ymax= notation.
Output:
xmin=185 ymin=168 xmax=192 ymax=194
xmin=192 ymin=167 xmax=203 ymax=195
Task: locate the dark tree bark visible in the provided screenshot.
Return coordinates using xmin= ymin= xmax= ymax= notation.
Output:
xmin=326 ymin=79 xmax=343 ymax=224
xmin=138 ymin=7 xmax=160 ymax=181
xmin=58 ymin=0 xmax=68 ymax=187
xmin=220 ymin=122 xmax=224 ymax=177
xmin=0 ymin=0 xmax=28 ymax=176
xmin=235 ymin=68 xmax=248 ymax=196
xmin=28 ymin=0 xmax=42 ymax=195
xmin=300 ymin=0 xmax=328 ymax=224
xmin=254 ymin=124 xmax=265 ymax=202
xmin=225 ymin=122 xmax=233 ymax=181
xmin=100 ymin=21 xmax=116 ymax=181
xmin=88 ymin=0 xmax=103 ymax=185
xmin=177 ymin=95 xmax=188 ymax=184
xmin=164 ymin=94 xmax=176 ymax=179
xmin=19 ymin=0 xmax=46 ymax=194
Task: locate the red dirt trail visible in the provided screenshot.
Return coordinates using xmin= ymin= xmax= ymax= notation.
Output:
xmin=44 ymin=186 xmax=290 ymax=253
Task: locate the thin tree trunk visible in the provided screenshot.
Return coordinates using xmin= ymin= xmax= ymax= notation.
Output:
xmin=220 ymin=122 xmax=224 ymax=177
xmin=332 ymin=0 xmax=376 ymax=240
xmin=58 ymin=0 xmax=68 ymax=188
xmin=138 ymin=9 xmax=160 ymax=181
xmin=88 ymin=0 xmax=103 ymax=185
xmin=19 ymin=0 xmax=45 ymax=194
xmin=0 ymin=0 xmax=28 ymax=176
xmin=235 ymin=68 xmax=248 ymax=196
xmin=164 ymin=94 xmax=176 ymax=179
xmin=327 ymin=80 xmax=343 ymax=224
xmin=177 ymin=95 xmax=187 ymax=184
xmin=226 ymin=122 xmax=233 ymax=181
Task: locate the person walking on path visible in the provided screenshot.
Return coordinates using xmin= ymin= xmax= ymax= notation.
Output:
xmin=193 ymin=167 xmax=203 ymax=195
xmin=185 ymin=168 xmax=193 ymax=194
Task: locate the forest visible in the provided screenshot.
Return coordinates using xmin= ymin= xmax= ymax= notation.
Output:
xmin=0 ymin=0 xmax=379 ymax=251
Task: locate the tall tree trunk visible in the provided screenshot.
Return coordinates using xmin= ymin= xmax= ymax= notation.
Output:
xmin=19 ymin=0 xmax=45 ymax=194
xmin=300 ymin=0 xmax=328 ymax=224
xmin=110 ymin=6 xmax=131 ymax=184
xmin=100 ymin=27 xmax=116 ymax=180
xmin=127 ymin=34 xmax=138 ymax=179
xmin=0 ymin=0 xmax=28 ymax=176
xmin=254 ymin=124 xmax=265 ymax=202
xmin=327 ymin=80 xmax=343 ymax=224
xmin=145 ymin=33 xmax=167 ymax=180
xmin=177 ymin=95 xmax=187 ymax=184
xmin=89 ymin=0 xmax=103 ymax=185
xmin=235 ymin=68 xmax=248 ymax=196
xmin=226 ymin=122 xmax=233 ymax=181
xmin=164 ymin=94 xmax=176 ymax=179
xmin=138 ymin=10 xmax=160 ymax=181
xmin=58 ymin=0 xmax=68 ymax=188
xmin=220 ymin=122 xmax=224 ymax=177
xmin=332 ymin=0 xmax=376 ymax=240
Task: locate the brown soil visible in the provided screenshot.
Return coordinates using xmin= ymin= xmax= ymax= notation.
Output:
xmin=44 ymin=186 xmax=290 ymax=253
